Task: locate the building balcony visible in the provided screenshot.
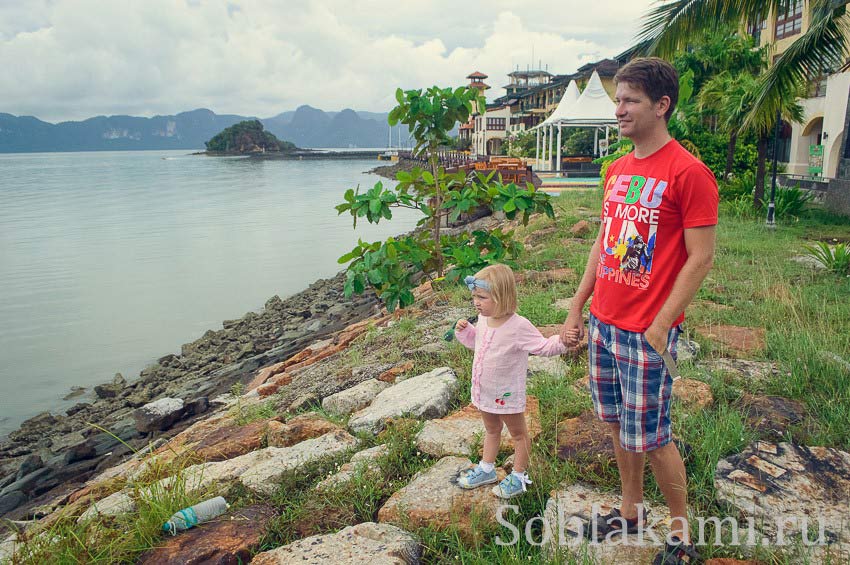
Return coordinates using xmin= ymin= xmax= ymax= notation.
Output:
xmin=808 ymin=77 xmax=828 ymax=98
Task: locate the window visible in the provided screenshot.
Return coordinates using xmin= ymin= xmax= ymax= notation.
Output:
xmin=775 ymin=0 xmax=803 ymax=40
xmin=486 ymin=118 xmax=506 ymax=131
xmin=770 ymin=121 xmax=794 ymax=163
xmin=747 ymin=19 xmax=766 ymax=43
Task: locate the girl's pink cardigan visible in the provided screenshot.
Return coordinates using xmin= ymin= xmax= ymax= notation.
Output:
xmin=456 ymin=313 xmax=565 ymax=414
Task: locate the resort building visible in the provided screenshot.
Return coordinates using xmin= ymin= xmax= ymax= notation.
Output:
xmin=458 ymin=72 xmax=489 ymax=148
xmin=469 ymin=58 xmax=622 ymax=156
xmin=753 ymin=1 xmax=850 ymax=190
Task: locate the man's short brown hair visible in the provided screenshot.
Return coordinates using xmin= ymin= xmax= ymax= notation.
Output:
xmin=614 ymin=57 xmax=679 ymax=122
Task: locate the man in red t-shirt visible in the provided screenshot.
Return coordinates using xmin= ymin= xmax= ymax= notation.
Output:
xmin=562 ymin=57 xmax=717 ymax=563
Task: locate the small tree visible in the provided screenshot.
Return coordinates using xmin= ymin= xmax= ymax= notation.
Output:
xmin=336 ymin=85 xmax=555 ymax=311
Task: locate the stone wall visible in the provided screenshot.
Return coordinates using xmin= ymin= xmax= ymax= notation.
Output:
xmin=826 ymin=178 xmax=850 ymax=216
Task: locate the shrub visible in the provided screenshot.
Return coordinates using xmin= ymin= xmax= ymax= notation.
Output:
xmin=762 ymin=184 xmax=813 ymax=220
xmin=803 ymin=241 xmax=850 ymax=275
xmin=718 ymin=171 xmax=755 ymax=201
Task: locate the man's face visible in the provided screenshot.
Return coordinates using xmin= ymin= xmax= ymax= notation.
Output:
xmin=614 ymin=82 xmax=668 ymax=141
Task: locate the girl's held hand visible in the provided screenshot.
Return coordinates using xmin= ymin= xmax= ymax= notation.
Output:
xmin=561 ymin=329 xmax=580 ymax=347
xmin=456 ymin=319 xmax=469 ymax=331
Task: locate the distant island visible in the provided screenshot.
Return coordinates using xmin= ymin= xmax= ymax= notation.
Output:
xmin=0 ymin=106 xmax=406 ymax=153
xmin=205 ymin=120 xmax=297 ymax=154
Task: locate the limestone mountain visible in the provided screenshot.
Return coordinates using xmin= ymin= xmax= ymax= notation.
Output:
xmin=262 ymin=105 xmax=393 ymax=149
xmin=0 ymin=107 xmax=395 ymax=153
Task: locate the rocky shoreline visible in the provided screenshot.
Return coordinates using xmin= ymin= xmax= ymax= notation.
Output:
xmin=0 ymin=270 xmax=383 ymax=520
xmin=0 ymin=184 xmax=492 ymax=523
xmin=368 ymin=157 xmax=417 ymax=180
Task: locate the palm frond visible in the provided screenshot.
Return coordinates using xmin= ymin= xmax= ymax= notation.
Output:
xmin=745 ymin=1 xmax=850 ymax=130
xmin=637 ymin=1 xmax=781 ymax=58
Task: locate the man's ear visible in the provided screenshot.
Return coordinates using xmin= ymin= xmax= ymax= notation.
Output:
xmin=656 ymin=95 xmax=671 ymax=118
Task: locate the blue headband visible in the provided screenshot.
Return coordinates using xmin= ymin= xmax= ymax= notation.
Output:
xmin=464 ymin=275 xmax=490 ymax=291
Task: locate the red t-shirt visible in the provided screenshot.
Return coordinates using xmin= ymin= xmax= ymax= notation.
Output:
xmin=589 ymin=139 xmax=719 ymax=332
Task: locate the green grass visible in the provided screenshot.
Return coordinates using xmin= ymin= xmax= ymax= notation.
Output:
xmin=9 ymin=190 xmax=849 ymax=564
xmin=7 ymin=452 xmax=218 ymax=563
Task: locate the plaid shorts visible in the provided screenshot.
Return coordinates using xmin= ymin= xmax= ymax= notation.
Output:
xmin=588 ymin=313 xmax=680 ymax=453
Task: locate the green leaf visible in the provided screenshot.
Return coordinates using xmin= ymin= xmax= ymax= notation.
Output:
xmin=367 ymin=269 xmax=384 ymax=285
xmin=334 ymin=203 xmax=351 ymax=215
xmin=338 ymin=250 xmax=358 ymax=264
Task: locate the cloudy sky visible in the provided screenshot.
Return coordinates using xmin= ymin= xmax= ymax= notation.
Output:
xmin=0 ymin=0 xmax=656 ymax=123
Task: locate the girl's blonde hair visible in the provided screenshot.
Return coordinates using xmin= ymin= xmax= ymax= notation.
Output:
xmin=474 ymin=264 xmax=517 ymax=318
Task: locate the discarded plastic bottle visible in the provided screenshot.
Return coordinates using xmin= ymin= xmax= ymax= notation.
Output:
xmin=162 ymin=496 xmax=229 ymax=535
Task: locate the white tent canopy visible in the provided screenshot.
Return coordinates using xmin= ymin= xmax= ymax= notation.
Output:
xmin=535 ymin=70 xmax=617 ymax=172
xmin=556 ymin=70 xmax=617 ymax=126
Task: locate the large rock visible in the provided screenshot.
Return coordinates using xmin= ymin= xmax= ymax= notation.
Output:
xmin=715 ymin=442 xmax=850 ymax=560
xmin=527 ymin=356 xmax=567 ymax=376
xmin=316 ymin=445 xmax=388 ymax=490
xmin=134 ymin=398 xmax=186 ymax=433
xmin=84 ymin=430 xmax=359 ymax=521
xmin=0 ymin=533 xmax=21 ymax=563
xmin=378 ymin=456 xmax=506 ymax=541
xmin=415 ymin=398 xmax=542 ymax=458
xmin=542 ymin=482 xmax=672 ymax=563
xmin=0 ymin=468 xmax=50 ymax=498
xmin=701 ymin=358 xmax=781 ymax=382
xmin=556 ymin=411 xmax=615 ymax=472
xmin=9 ymin=412 xmax=57 ymax=443
xmin=322 ymin=379 xmax=391 ymax=416
xmin=192 ymin=419 xmax=275 ymax=462
xmin=251 ymin=522 xmax=421 ymax=564
xmin=240 ymin=430 xmax=358 ymax=495
xmin=570 ymin=220 xmax=592 ymax=236
xmin=136 ymin=504 xmax=277 ymax=565
xmin=94 ymin=373 xmax=126 ymax=399
xmin=738 ymin=394 xmax=807 ymax=441
xmin=378 ymin=361 xmax=415 ymax=384
xmin=676 ymin=336 xmax=700 ymax=364
xmin=348 ymin=368 xmax=458 ymax=435
xmin=63 ymin=438 xmax=98 ymax=465
xmin=266 ymin=413 xmax=342 ymax=448
xmin=672 ymin=378 xmax=714 ymax=411
xmin=15 ymin=455 xmax=43 ymax=481
xmin=0 ymin=491 xmax=27 ymax=515
xmin=77 ymin=490 xmax=135 ymax=522
xmin=523 ymin=225 xmax=559 ymax=246
xmin=696 ymin=325 xmax=766 ymax=357
xmin=516 ymin=269 xmax=576 ymax=284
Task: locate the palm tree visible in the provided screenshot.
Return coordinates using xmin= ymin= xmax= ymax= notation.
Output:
xmin=638 ymin=1 xmax=850 ymax=131
xmin=698 ymin=71 xmax=749 ymax=178
xmin=700 ymin=70 xmax=804 ymax=205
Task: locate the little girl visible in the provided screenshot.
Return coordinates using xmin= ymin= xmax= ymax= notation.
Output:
xmin=454 ymin=264 xmax=575 ymax=499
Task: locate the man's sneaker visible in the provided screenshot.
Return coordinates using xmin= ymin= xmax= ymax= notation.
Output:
xmin=491 ymin=473 xmax=531 ymax=499
xmin=457 ymin=466 xmax=498 ymax=489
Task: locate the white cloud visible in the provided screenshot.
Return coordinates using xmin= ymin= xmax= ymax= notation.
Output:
xmin=0 ymin=0 xmax=656 ymax=122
